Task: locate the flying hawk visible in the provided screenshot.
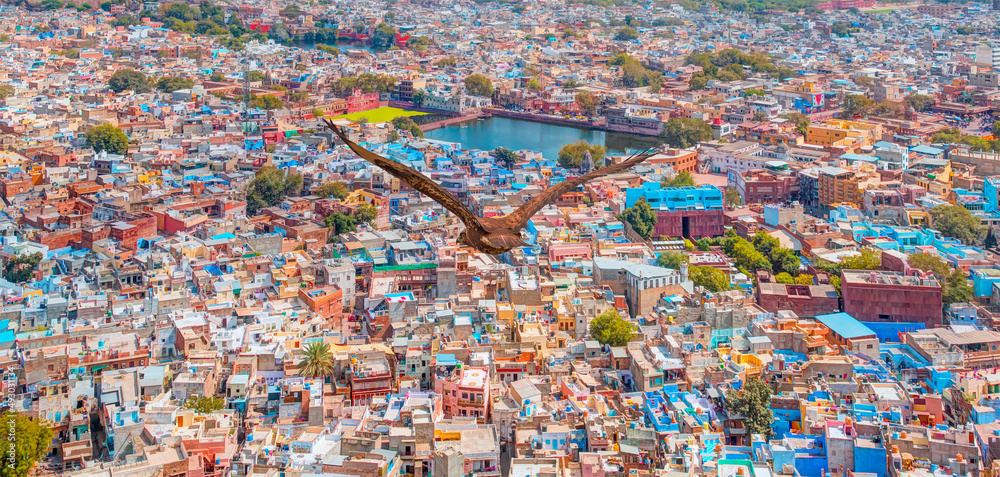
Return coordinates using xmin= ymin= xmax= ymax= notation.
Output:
xmin=325 ymin=119 xmax=654 ymax=255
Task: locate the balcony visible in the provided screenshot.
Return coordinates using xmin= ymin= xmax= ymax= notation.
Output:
xmin=457 ymin=399 xmax=485 ymax=407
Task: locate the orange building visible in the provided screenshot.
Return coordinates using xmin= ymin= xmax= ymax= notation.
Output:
xmin=648 ymin=148 xmax=697 ymax=174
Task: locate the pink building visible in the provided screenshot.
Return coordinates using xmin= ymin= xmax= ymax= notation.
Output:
xmin=434 ymin=367 xmax=490 ymax=422
xmin=548 ymin=242 xmax=592 ymax=264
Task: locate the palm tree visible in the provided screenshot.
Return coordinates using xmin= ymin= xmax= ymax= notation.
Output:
xmin=299 ymin=341 xmax=334 ymax=379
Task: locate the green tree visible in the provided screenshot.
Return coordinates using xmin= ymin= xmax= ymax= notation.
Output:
xmin=315 ymin=181 xmax=350 ymax=199
xmin=526 ymin=78 xmax=541 ymax=90
xmin=908 ymin=252 xmax=950 ymax=278
xmin=725 ymin=378 xmax=773 ymax=438
xmin=775 ymin=272 xmax=794 ymax=284
xmin=909 ymin=253 xmax=974 ymax=307
xmin=0 ymin=85 xmax=11 ymax=100
xmin=689 ymin=265 xmax=731 ymax=292
xmin=251 ymin=94 xmax=284 ymax=110
xmin=723 ymin=235 xmax=771 ymax=273
xmin=842 ymin=94 xmax=874 ymax=118
xmin=245 ymin=70 xmax=265 ymax=82
xmin=589 ymin=309 xmax=637 ymax=347
xmin=353 ymin=203 xmax=378 ymax=225
xmin=725 ymin=187 xmax=742 ymax=207
xmin=107 ymin=68 xmax=150 ymax=93
xmin=614 ymin=26 xmax=638 ymax=40
xmin=993 ymin=121 xmax=1000 ymax=139
xmin=657 ymin=251 xmax=686 ymax=269
xmin=85 ymin=123 xmax=129 ymax=155
xmin=324 ymin=213 xmax=357 ymax=235
xmin=245 ymin=166 xmax=300 ymax=215
xmin=930 ymin=205 xmax=984 ymax=245
xmin=576 ymin=91 xmax=601 ymax=116
xmin=186 ymin=396 xmax=225 ymax=413
xmin=660 ymin=118 xmax=713 ymax=148
xmin=464 ymin=74 xmax=493 ymax=97
xmin=558 ymin=140 xmax=606 ymax=169
xmin=493 ymin=147 xmax=518 ymax=169
xmin=156 ymin=76 xmax=194 ymax=93
xmin=412 ymin=89 xmax=428 ymax=107
xmin=3 ymin=253 xmax=42 ymax=283
xmin=298 ymin=341 xmax=334 ymax=378
xmin=905 ymin=93 xmax=934 ymax=112
xmin=100 ymin=1 xmax=111 ymax=10
xmin=662 ymin=170 xmax=695 ymax=188
xmin=840 ymin=248 xmax=882 ymax=270
xmin=391 ymin=116 xmax=424 ymax=138
xmin=209 ymin=72 xmax=225 ymax=81
xmin=696 ymin=237 xmax=713 ymax=251
xmin=944 ymin=269 xmax=974 ymax=306
xmin=618 ymin=198 xmax=657 ymax=240
xmin=0 ymin=411 xmax=52 ymax=477
xmin=689 ymin=76 xmax=708 ymax=90
xmin=371 ymin=23 xmax=397 ymax=49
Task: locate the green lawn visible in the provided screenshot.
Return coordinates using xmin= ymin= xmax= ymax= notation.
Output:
xmin=865 ymin=8 xmax=896 ymax=12
xmin=330 ymin=107 xmax=429 ymax=123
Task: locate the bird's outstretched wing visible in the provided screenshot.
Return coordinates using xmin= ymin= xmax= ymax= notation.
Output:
xmin=324 ymin=119 xmax=482 ymax=227
xmin=501 ymin=147 xmax=656 ymax=229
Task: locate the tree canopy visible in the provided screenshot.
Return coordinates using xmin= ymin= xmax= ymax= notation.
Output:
xmin=930 ymin=205 xmax=984 ymax=245
xmin=589 ymin=309 xmax=637 ymax=347
xmin=660 ymin=118 xmax=713 ymax=148
xmin=557 ymin=140 xmax=606 ymax=169
xmin=156 ymin=76 xmax=194 ymax=93
xmin=493 ymin=147 xmax=518 ymax=169
xmin=0 ymin=411 xmax=52 ymax=477
xmin=464 ymin=74 xmax=494 ymax=97
xmin=614 ymin=26 xmax=638 ymax=40
xmin=371 ymin=23 xmax=397 ymax=49
xmin=245 ymin=166 xmax=303 ymax=215
xmin=3 ymin=253 xmax=42 ymax=284
xmin=299 ymin=341 xmax=334 ymax=378
xmin=576 ymin=91 xmax=599 ymax=115
xmin=725 ymin=378 xmax=773 ymax=439
xmin=186 ymin=396 xmax=225 ymax=413
xmin=908 ymin=253 xmax=974 ymax=307
xmin=314 ymin=181 xmax=350 ymax=200
xmin=662 ymin=171 xmax=695 ymax=188
xmin=689 ymin=265 xmax=731 ymax=292
xmin=86 ymin=123 xmax=129 ymax=156
xmin=618 ymin=198 xmax=656 ymax=240
xmin=108 ymin=68 xmax=151 ymax=93
xmin=657 ymin=251 xmax=686 ymax=270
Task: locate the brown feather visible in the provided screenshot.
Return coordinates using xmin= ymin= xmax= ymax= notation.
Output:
xmin=323 ymin=119 xmax=483 ymax=228
xmin=501 ymin=151 xmax=652 ymax=229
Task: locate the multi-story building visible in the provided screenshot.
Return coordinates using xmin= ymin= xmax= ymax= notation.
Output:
xmin=435 ymin=366 xmax=490 ymax=422
xmin=841 ymin=269 xmax=943 ymax=327
xmin=806 ymin=120 xmax=881 ymax=151
xmin=732 ymin=169 xmax=797 ymax=204
xmin=624 ymin=183 xmax=726 ymax=239
xmin=648 ymin=148 xmax=697 ymax=174
xmin=593 ymin=257 xmax=689 ymax=317
xmin=604 ymin=105 xmax=664 ymax=136
xmin=817 ymin=164 xmax=881 ymax=211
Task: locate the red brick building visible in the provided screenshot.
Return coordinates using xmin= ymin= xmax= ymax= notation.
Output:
xmin=841 ymin=269 xmax=943 ymax=327
xmin=653 ymin=209 xmax=725 ymax=239
xmin=733 ymin=169 xmax=796 ymax=205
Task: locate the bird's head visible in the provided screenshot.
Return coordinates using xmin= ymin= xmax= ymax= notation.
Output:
xmin=458 ymin=230 xmax=469 ymax=247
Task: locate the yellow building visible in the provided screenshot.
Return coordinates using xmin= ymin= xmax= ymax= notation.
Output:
xmin=806 ymin=119 xmax=882 ymax=150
